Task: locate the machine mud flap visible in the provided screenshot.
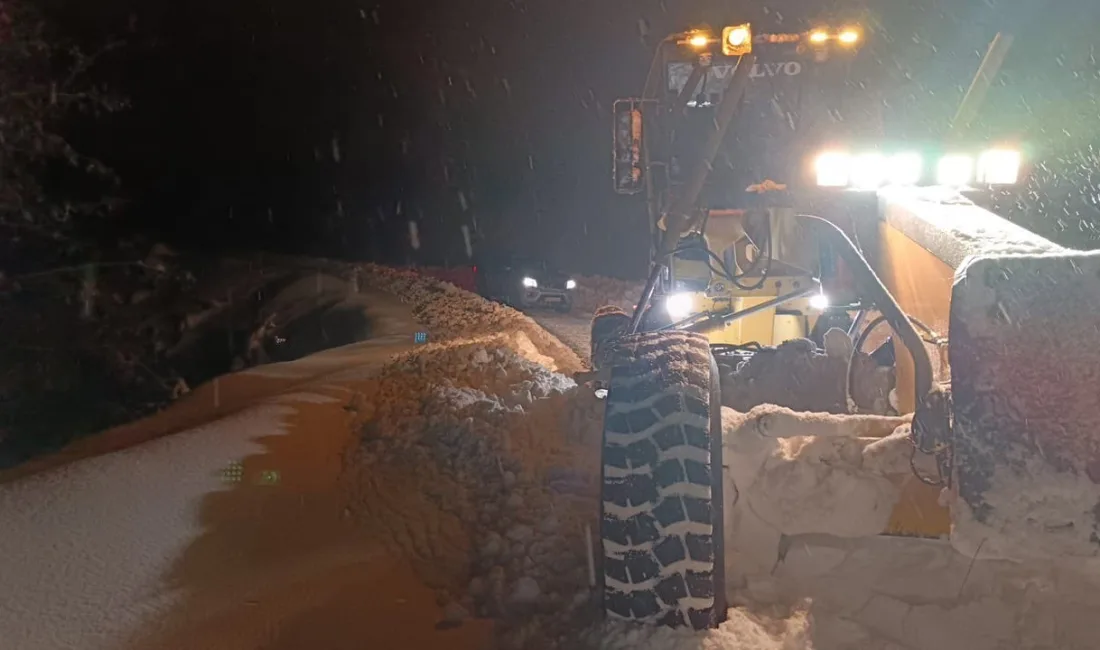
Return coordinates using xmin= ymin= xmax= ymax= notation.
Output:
xmin=949 ymin=251 xmax=1100 ymax=561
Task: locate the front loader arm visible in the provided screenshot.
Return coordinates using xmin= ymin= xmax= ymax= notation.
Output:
xmin=631 ymin=52 xmax=757 ymax=333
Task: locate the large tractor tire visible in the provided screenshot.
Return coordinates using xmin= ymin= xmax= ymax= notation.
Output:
xmin=590 ymin=305 xmax=631 ymax=371
xmin=600 ymin=330 xmax=725 ymax=629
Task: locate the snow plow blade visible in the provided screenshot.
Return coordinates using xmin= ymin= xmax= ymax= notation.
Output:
xmin=949 ymin=250 xmax=1100 ymax=562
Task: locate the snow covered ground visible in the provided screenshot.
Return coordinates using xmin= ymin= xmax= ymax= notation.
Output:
xmin=525 ymin=309 xmax=592 ymax=362
xmin=2 ymin=264 xmax=1100 ymax=650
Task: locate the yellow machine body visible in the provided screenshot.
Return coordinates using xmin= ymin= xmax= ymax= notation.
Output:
xmin=664 ymin=207 xmax=823 ymax=347
xmin=662 ymin=189 xmax=1076 ymax=540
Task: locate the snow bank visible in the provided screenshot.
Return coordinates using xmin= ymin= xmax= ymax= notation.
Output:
xmin=720 ymin=405 xmax=1100 ymax=650
xmin=571 ymin=275 xmax=644 ymax=315
xmin=340 ymin=335 xmax=606 ymax=646
xmin=592 ymin=606 xmax=812 ymax=650
xmin=359 ymin=264 xmax=584 ymax=374
xmin=344 ymin=260 xmax=1100 ymax=650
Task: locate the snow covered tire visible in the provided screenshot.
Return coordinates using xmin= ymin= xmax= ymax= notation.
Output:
xmin=590 ymin=306 xmax=631 ymax=371
xmin=599 ymin=330 xmax=725 ymax=629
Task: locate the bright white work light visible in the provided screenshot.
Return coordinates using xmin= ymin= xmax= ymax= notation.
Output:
xmin=522 ymin=276 xmax=538 ymax=288
xmin=815 ymin=151 xmax=851 ymax=187
xmin=886 ymin=152 xmax=923 ymax=186
xmin=976 ymin=149 xmax=1021 ymax=185
xmin=566 ymin=279 xmax=577 ymax=290
xmin=665 ymin=293 xmax=694 ymax=321
xmin=809 ymin=292 xmax=830 ymax=310
xmin=850 ymin=153 xmax=887 ymax=189
xmin=936 ymin=154 xmax=974 ymax=186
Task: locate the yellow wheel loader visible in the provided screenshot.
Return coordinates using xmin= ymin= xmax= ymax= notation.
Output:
xmin=592 ymin=23 xmax=1100 ymax=630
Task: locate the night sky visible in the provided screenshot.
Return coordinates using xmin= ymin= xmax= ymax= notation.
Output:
xmin=44 ymin=0 xmax=1100 ymax=278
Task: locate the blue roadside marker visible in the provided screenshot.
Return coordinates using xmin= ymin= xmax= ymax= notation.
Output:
xmin=415 ymin=331 xmax=429 ymax=344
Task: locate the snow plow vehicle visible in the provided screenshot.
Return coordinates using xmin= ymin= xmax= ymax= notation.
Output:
xmin=593 ymin=23 xmax=1100 ymax=631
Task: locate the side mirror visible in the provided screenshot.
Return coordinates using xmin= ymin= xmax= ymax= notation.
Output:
xmin=613 ymin=99 xmax=647 ymax=195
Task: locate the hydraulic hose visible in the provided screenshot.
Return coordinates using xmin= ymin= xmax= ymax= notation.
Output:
xmin=795 ymin=214 xmax=934 ymax=407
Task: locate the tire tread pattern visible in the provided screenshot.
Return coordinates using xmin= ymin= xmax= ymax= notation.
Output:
xmin=600 ymin=330 xmax=719 ymax=630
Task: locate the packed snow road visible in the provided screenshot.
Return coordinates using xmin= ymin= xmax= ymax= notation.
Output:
xmin=524 ymin=309 xmax=591 ymax=363
xmin=0 ymin=287 xmax=500 ymax=650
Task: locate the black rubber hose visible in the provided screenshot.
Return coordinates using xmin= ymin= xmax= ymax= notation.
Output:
xmin=796 ymin=214 xmax=934 ymax=408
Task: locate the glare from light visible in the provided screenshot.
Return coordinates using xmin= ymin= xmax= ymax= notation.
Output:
xmin=566 ymin=279 xmax=577 ymax=290
xmin=726 ymin=26 xmax=750 ymax=47
xmin=814 ymin=151 xmax=851 ymax=187
xmin=936 ymin=154 xmax=974 ymax=186
xmin=850 ymin=153 xmax=887 ymax=189
xmin=721 ymin=24 xmax=753 ymax=55
xmin=809 ymin=30 xmax=828 ymax=44
xmin=977 ymin=149 xmax=1021 ymax=185
xmin=886 ymin=152 xmax=923 ymax=186
xmin=838 ymin=29 xmax=860 ymax=45
xmin=688 ymin=33 xmax=710 ymax=48
xmin=665 ymin=293 xmax=694 ymax=321
xmin=522 ymin=276 xmax=538 ymax=288
xmin=809 ymin=292 xmax=830 ymax=310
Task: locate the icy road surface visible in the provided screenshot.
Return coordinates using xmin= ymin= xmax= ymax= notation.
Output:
xmin=0 ymin=289 xmax=491 ymax=650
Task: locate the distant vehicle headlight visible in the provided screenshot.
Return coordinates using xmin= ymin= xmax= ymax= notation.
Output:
xmin=976 ymin=149 xmax=1021 ymax=185
xmin=522 ymin=277 xmax=538 ymax=288
xmin=936 ymin=154 xmax=974 ymax=186
xmin=566 ymin=279 xmax=577 ymax=290
xmin=665 ymin=293 xmax=694 ymax=321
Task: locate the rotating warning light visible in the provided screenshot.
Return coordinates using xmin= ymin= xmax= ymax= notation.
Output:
xmin=687 ymin=33 xmax=711 ymax=49
xmin=809 ymin=30 xmax=829 ymax=44
xmin=722 ymin=23 xmax=753 ymax=55
xmin=837 ymin=28 xmax=861 ymax=45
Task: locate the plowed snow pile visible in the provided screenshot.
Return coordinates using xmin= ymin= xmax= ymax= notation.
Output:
xmin=571 ymin=275 xmax=644 ymax=315
xmin=342 ymin=266 xmax=819 ymax=649
xmin=350 ymin=265 xmax=1100 ymax=650
xmin=360 ymin=264 xmax=583 ymax=374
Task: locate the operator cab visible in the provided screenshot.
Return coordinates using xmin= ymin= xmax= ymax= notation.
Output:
xmin=666 ymin=24 xmax=876 ymax=205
